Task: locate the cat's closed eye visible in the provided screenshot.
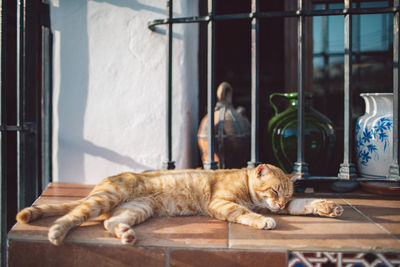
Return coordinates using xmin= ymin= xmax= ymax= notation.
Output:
xmin=258 ymin=191 xmax=269 ymax=197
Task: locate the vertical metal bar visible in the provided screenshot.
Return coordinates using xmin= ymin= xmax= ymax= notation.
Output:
xmin=163 ymin=0 xmax=175 ymax=170
xmin=16 ymin=0 xmax=25 ymax=210
xmin=389 ymin=0 xmax=400 ymax=179
xmin=338 ymin=0 xmax=356 ymax=179
xmin=354 ymin=2 xmax=361 ymax=80
xmin=354 ymin=2 xmax=360 ymax=53
xmin=0 ymin=1 xmax=7 ymax=266
xmin=247 ymin=0 xmax=260 ymax=168
xmin=322 ymin=4 xmax=328 ymax=54
xmin=322 ymin=4 xmax=329 ymax=95
xmin=41 ymin=25 xmax=52 ymax=190
xmin=293 ymin=0 xmax=309 ymax=176
xmin=204 ymin=0 xmax=217 ymax=170
xmin=17 ymin=0 xmax=39 ymax=208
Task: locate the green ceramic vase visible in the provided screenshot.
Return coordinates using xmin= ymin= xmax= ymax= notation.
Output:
xmin=267 ymin=92 xmax=336 ymax=175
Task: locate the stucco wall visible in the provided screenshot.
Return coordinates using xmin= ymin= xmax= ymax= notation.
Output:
xmin=50 ymin=0 xmax=199 ymax=184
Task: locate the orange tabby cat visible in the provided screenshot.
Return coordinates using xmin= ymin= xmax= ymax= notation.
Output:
xmin=16 ymin=164 xmax=343 ymax=245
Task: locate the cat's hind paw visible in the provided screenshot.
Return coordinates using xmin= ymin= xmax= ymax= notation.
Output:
xmin=311 ymin=199 xmax=343 ymax=217
xmin=115 ymin=223 xmax=137 ymax=245
xmin=48 ymin=224 xmax=67 ymax=246
xmin=121 ymin=229 xmax=137 ymax=245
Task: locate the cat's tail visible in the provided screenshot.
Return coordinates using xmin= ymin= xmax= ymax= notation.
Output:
xmin=16 ymin=199 xmax=84 ymax=224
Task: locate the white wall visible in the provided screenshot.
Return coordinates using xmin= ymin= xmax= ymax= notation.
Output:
xmin=50 ymin=0 xmax=199 ymax=184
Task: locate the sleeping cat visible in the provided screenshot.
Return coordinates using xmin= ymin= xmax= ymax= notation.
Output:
xmin=16 ymin=164 xmax=343 ymax=245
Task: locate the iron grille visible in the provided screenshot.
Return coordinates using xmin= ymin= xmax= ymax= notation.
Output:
xmin=148 ymin=0 xmax=400 ymax=182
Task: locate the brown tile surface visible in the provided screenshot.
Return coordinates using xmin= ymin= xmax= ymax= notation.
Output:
xmin=342 ymin=195 xmax=400 ymax=240
xmin=134 ymin=216 xmax=228 ymax=248
xmin=9 ymin=195 xmax=228 ymax=248
xmin=9 ymin=214 xmax=228 ymax=248
xmin=8 ymin=213 xmax=117 ymax=245
xmin=40 ymin=183 xmax=93 ymax=199
xmin=8 ymin=240 xmax=166 ymax=267
xmin=229 ymin=199 xmax=400 ymax=252
xmin=169 ymin=249 xmax=286 ymax=267
xmin=8 ymin=183 xmax=400 ymax=255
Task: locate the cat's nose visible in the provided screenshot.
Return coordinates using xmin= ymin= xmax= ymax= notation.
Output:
xmin=278 ymin=202 xmax=285 ymax=209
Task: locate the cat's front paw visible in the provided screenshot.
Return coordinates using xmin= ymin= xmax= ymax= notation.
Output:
xmin=311 ymin=199 xmax=343 ymax=217
xmin=258 ymin=216 xmax=276 ymax=230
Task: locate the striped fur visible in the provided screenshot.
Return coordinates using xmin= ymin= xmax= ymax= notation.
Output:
xmin=16 ymin=164 xmax=343 ymax=245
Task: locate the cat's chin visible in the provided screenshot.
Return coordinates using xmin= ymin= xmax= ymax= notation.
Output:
xmin=268 ymin=207 xmax=280 ymax=213
xmin=264 ymin=203 xmax=280 ymax=212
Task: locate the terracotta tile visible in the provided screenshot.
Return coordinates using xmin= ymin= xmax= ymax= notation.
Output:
xmin=9 ymin=216 xmax=229 ymax=248
xmin=8 ymin=213 xmax=117 ymax=245
xmin=48 ymin=182 xmax=94 ymax=189
xmin=9 ymin=217 xmax=57 ymax=242
xmin=33 ymin=198 xmax=81 ymax=205
xmin=41 ymin=183 xmax=93 ymax=198
xmin=10 ymin=183 xmax=400 ymax=256
xmin=9 ymin=196 xmax=228 ymax=248
xmin=134 ymin=216 xmax=228 ymax=248
xmin=229 ymin=204 xmax=400 ymax=252
xmin=342 ymin=196 xmax=400 ymax=240
xmin=169 ymin=249 xmax=286 ymax=267
xmin=8 ymin=240 xmax=165 ymax=267
xmin=294 ymin=192 xmax=347 ymax=200
xmin=9 ymin=196 xmax=118 ymax=244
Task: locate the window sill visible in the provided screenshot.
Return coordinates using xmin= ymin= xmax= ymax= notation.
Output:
xmin=7 ymin=183 xmax=400 ymax=266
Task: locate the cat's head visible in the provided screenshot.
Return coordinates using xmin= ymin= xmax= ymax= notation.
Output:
xmin=249 ymin=164 xmax=301 ymax=212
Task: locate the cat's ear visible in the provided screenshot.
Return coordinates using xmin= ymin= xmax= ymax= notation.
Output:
xmin=287 ymin=173 xmax=303 ymax=182
xmin=255 ymin=164 xmax=271 ymax=178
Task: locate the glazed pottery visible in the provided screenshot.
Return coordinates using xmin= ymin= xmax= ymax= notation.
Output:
xmin=356 ymin=93 xmax=393 ymax=178
xmin=267 ymin=92 xmax=336 ymax=175
xmin=198 ymin=82 xmax=250 ymax=169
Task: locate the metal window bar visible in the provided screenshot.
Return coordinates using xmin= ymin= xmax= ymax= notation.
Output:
xmin=390 ymin=0 xmax=400 ymax=179
xmin=41 ymin=24 xmax=52 ymax=191
xmin=17 ymin=0 xmax=40 ymax=211
xmin=163 ymin=0 xmax=175 ymax=170
xmin=293 ymin=0 xmax=310 ymax=177
xmin=148 ymin=0 xmax=400 ymax=182
xmin=338 ymin=0 xmax=357 ymax=180
xmin=0 ymin=1 xmax=52 ymax=266
xmin=204 ymin=0 xmax=218 ymax=170
xmin=247 ymin=0 xmax=261 ymax=168
xmin=0 ymin=2 xmax=6 ymax=266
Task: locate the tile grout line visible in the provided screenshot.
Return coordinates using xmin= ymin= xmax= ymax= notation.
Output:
xmin=342 ymin=198 xmax=400 ymax=243
xmin=165 ymin=248 xmax=170 ymax=267
xmin=228 ymin=222 xmax=231 ymax=249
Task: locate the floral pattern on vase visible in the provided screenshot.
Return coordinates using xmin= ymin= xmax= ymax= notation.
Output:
xmin=355 ymin=93 xmax=393 ymax=179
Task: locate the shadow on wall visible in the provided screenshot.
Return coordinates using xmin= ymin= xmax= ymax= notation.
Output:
xmin=93 ymin=0 xmax=182 ymax=37
xmin=94 ymin=0 xmax=166 ymax=14
xmin=54 ymin=0 xmax=171 ymax=182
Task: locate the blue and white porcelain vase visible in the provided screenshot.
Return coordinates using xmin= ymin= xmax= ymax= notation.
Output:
xmin=356 ymin=93 xmax=393 ymax=178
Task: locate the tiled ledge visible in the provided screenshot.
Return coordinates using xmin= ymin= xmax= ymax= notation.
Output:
xmin=7 ymin=183 xmax=400 ymax=266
